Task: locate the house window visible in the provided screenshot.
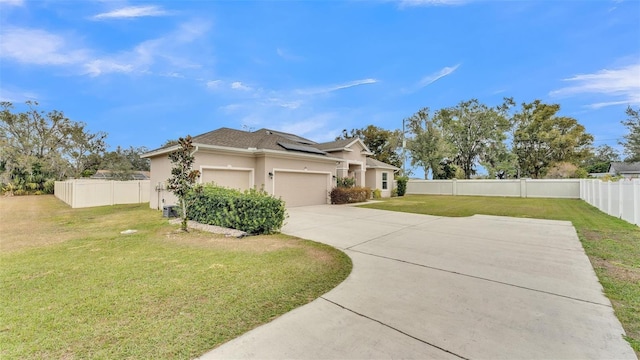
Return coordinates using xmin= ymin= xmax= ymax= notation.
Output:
xmin=382 ymin=172 xmax=388 ymax=190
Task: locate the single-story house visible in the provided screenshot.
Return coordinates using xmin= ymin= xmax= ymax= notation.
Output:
xmin=142 ymin=128 xmax=400 ymax=209
xmin=608 ymin=162 xmax=640 ymax=179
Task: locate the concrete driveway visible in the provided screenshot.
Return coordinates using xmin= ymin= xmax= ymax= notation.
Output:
xmin=200 ymin=205 xmax=636 ymax=359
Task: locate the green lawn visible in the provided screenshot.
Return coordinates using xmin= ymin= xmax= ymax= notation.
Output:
xmin=360 ymin=195 xmax=640 ymax=355
xmin=0 ymin=196 xmax=352 ymax=359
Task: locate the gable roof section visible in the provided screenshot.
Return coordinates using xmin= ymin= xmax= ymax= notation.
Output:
xmin=609 ymin=162 xmax=640 ymax=174
xmin=191 ymin=127 xmax=264 ymax=148
xmin=316 ymin=138 xmax=373 ymax=154
xmin=143 ymin=127 xmax=330 ymax=158
xmin=366 ymin=158 xmax=400 ymax=171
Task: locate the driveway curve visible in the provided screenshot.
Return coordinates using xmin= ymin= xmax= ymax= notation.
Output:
xmin=200 ymin=205 xmax=636 ymax=359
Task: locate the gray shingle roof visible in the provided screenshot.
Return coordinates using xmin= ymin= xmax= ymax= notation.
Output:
xmin=315 ymin=138 xmax=357 ymax=150
xmin=366 ymin=158 xmax=400 ymax=170
xmin=609 ymin=162 xmax=640 ymax=174
xmin=191 ymin=128 xmax=326 ymax=155
xmin=255 ymin=128 xmax=317 ymax=145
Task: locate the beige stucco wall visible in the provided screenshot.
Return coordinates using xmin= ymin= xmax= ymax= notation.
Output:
xmin=340 ymin=142 xmax=368 ymax=162
xmin=194 ymin=150 xmax=255 ymax=170
xmin=365 ymin=169 xmax=393 ymax=197
xmin=330 ymin=142 xmax=368 ymax=187
xmin=147 ymin=149 xmax=339 ymax=209
xmin=148 ymin=155 xmax=177 ymax=210
xmin=365 ymin=170 xmax=376 ymax=191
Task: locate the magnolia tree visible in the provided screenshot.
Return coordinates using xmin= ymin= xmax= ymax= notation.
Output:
xmin=167 ymin=135 xmax=200 ymax=231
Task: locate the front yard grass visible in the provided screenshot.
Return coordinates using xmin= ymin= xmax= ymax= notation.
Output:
xmin=0 ymin=196 xmax=352 ymax=359
xmin=360 ymin=195 xmax=640 ymax=355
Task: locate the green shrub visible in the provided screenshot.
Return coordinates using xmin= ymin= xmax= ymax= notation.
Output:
xmin=185 ymin=185 xmax=286 ymax=235
xmin=336 ymin=177 xmax=355 ymax=188
xmin=598 ymin=174 xmax=624 ymax=182
xmin=43 ymin=179 xmax=55 ymax=194
xmin=372 ymin=188 xmax=382 ymax=199
xmin=1 ymin=182 xmax=15 ymax=195
xmin=396 ymin=176 xmax=408 ymax=196
xmin=330 ymin=186 xmax=371 ymax=204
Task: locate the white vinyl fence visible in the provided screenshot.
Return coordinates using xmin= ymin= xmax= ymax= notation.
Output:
xmin=407 ymin=179 xmax=581 ymax=198
xmin=55 ymin=180 xmax=150 ymax=208
xmin=406 ymin=178 xmax=639 ymax=226
xmin=580 ymin=179 xmax=640 ymax=226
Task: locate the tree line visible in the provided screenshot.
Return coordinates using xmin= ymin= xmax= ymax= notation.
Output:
xmin=1 ymin=101 xmax=150 ymax=194
xmin=2 ymin=98 xmax=638 ymax=195
xmin=339 ymin=99 xmax=639 ymax=180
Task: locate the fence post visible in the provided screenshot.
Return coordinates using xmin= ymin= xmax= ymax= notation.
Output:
xmin=71 ymin=181 xmax=77 ymax=208
xmin=452 ymin=179 xmax=457 ymax=196
xmin=520 ymin=179 xmax=527 ymax=198
xmin=634 ymin=179 xmax=640 ymax=226
xmin=606 ymin=181 xmax=612 ymax=215
xmin=618 ymin=179 xmax=624 ymax=219
xmin=596 ymin=180 xmax=603 ymax=211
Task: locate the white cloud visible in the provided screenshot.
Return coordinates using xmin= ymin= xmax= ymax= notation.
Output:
xmin=418 ymin=64 xmax=460 ymax=88
xmin=550 ymin=63 xmax=640 ymax=108
xmin=276 ymin=48 xmax=304 ymax=61
xmin=0 ymin=20 xmax=210 ymax=78
xmin=0 ymin=27 xmax=88 ymax=65
xmin=0 ymin=86 xmax=38 ymax=102
xmin=206 ymin=80 xmax=222 ymax=89
xmin=85 ymin=19 xmax=211 ymax=76
xmin=92 ymin=6 xmax=168 ymax=20
xmin=296 ymin=78 xmax=378 ymax=95
xmin=231 ymin=81 xmax=252 ymax=91
xmin=278 ymin=118 xmax=327 ymax=137
xmin=330 ymin=78 xmax=379 ymax=92
xmin=206 ymin=78 xmax=377 ymax=141
xmin=219 ymin=103 xmax=243 ymax=113
xmin=0 ymin=0 xmax=24 ymax=6
xmin=161 ymin=72 xmax=184 ymax=78
xmin=83 ymin=59 xmax=134 ymax=76
xmin=266 ymin=98 xmax=302 ymax=109
xmin=398 ymin=0 xmax=468 ymax=8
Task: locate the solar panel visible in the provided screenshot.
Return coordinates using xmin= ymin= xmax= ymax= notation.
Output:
xmin=262 ymin=129 xmax=317 ymax=145
xmin=277 ymin=142 xmax=327 ymax=155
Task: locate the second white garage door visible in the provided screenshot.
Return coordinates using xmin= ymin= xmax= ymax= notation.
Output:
xmin=274 ymin=171 xmax=330 ymax=207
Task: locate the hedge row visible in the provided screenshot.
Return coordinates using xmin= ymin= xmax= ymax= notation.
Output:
xmin=330 ymin=186 xmax=372 ymax=204
xmin=185 ymin=185 xmax=286 ymax=235
xmin=396 ymin=176 xmax=408 ymax=196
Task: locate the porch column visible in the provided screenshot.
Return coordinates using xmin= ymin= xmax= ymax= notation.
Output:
xmin=354 ymin=166 xmax=365 ymax=187
xmin=336 ymin=160 xmax=348 ymax=178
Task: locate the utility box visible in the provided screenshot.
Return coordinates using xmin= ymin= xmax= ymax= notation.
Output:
xmin=163 ymin=205 xmax=178 ymax=218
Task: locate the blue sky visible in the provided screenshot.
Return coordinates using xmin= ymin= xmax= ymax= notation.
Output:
xmin=1 ymin=0 xmax=639 ymax=170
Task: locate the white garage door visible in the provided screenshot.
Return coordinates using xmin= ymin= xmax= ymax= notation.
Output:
xmin=201 ymin=169 xmax=251 ymax=190
xmin=274 ymin=171 xmax=329 ymax=207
